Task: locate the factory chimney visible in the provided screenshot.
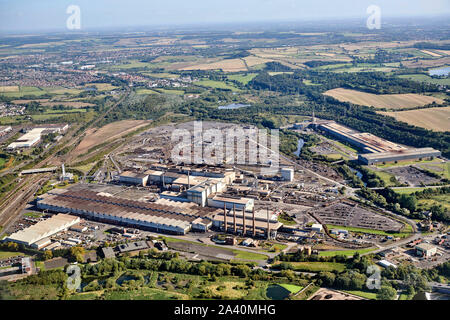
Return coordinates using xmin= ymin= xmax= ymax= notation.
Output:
xmin=266 ymin=208 xmax=270 ymax=240
xmin=162 ymin=171 xmax=166 ymax=189
xmin=62 ymin=163 xmax=66 ymax=177
xmin=242 ymin=207 xmax=246 ymax=235
xmin=224 ymin=203 xmax=227 ymax=232
xmin=188 ymin=170 xmax=191 ymax=189
xmin=233 ymin=204 xmax=237 ymax=233
xmin=252 ymin=207 xmax=256 ymax=237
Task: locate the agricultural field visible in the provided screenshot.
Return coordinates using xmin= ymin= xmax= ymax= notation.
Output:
xmin=398 ymin=74 xmax=450 ymax=86
xmin=39 ymin=101 xmax=96 ymax=108
xmin=194 ymin=80 xmax=241 ymax=91
xmin=84 ymin=83 xmax=118 ymax=92
xmin=0 ymin=86 xmax=83 ymax=98
xmin=324 ymin=88 xmax=444 ymax=109
xmin=181 ymin=58 xmax=247 ymax=72
xmin=135 ymin=89 xmax=160 ymax=95
xmin=0 ymin=85 xmax=19 ymax=92
xmin=379 ymin=106 xmax=450 ymax=132
xmin=226 ymin=73 xmax=258 ymax=84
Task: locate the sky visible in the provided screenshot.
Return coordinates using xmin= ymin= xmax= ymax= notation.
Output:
xmin=0 ymin=0 xmax=449 ymax=33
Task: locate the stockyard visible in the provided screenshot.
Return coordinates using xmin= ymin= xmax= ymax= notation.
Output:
xmin=309 ymin=200 xmax=404 ymax=232
xmin=384 ymin=166 xmax=442 ymax=186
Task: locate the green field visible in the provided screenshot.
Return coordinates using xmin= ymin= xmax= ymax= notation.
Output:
xmin=227 ymin=73 xmax=258 ymax=84
xmin=374 ymin=158 xmax=440 ymax=169
xmin=418 ymin=194 xmax=450 ymax=210
xmin=109 ymin=60 xmax=154 ymax=70
xmin=318 ymin=248 xmax=376 ymax=257
xmin=194 ymin=80 xmax=241 ymax=91
xmin=0 ymin=86 xmax=83 ymax=98
xmin=135 ymin=88 xmax=160 ymax=95
xmin=0 ymin=250 xmax=29 ymax=259
xmin=372 ymin=170 xmax=398 ymax=187
xmin=154 ymin=88 xmax=185 ymax=95
xmin=141 ymin=72 xmax=180 ymax=79
xmin=275 ymin=261 xmax=347 ymax=272
xmin=343 ymin=290 xmax=377 ymax=300
xmin=278 ymin=283 xmax=303 ymax=294
xmin=398 ymin=74 xmax=450 ymax=86
xmin=326 ymin=224 xmax=411 ymax=238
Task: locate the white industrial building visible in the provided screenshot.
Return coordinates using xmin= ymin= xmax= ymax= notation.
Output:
xmin=4 ymin=214 xmax=80 ymax=246
xmin=416 ymin=243 xmax=437 ymax=257
xmin=377 ymin=260 xmax=397 ymax=269
xmin=7 ymin=124 xmax=68 ymax=150
xmin=118 ymin=171 xmax=149 ymax=186
xmin=207 ymin=195 xmax=254 ymax=212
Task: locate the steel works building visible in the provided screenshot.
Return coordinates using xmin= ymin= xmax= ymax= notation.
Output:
xmin=36 ymin=188 xmax=221 ymax=235
xmin=318 ymin=121 xmax=441 ymax=164
xmin=4 ymin=213 xmax=80 ymax=246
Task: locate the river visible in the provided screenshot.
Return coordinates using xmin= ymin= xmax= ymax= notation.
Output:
xmin=294 ymin=138 xmax=305 ymax=157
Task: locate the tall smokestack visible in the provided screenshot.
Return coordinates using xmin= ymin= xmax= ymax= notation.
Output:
xmin=62 ymin=163 xmax=65 ymax=177
xmin=252 ymin=207 xmax=256 ymax=237
xmin=267 ymin=208 xmax=270 ymax=240
xmin=224 ymin=203 xmax=227 ymax=232
xmin=233 ymin=204 xmax=237 ymax=233
xmin=188 ymin=170 xmax=190 ymax=189
xmin=242 ymin=207 xmax=246 ymax=235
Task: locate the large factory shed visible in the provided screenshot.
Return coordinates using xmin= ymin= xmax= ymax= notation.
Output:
xmin=319 ymin=121 xmax=406 ymax=154
xmin=4 ymin=214 xmax=80 ymax=246
xmin=358 ymin=148 xmax=442 ymax=165
xmin=207 ymin=195 xmax=254 ymax=212
xmin=36 ymin=188 xmax=221 ymax=235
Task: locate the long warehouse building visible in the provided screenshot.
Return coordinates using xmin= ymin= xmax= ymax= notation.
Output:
xmin=36 ymin=188 xmax=221 ymax=235
xmin=4 ymin=214 xmax=80 ymax=246
xmin=358 ymin=148 xmax=441 ymax=165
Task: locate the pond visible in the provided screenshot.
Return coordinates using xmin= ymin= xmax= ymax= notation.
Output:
xmin=218 ymin=103 xmax=250 ymax=110
xmin=266 ymin=284 xmax=291 ymax=300
xmin=116 ymin=274 xmax=138 ymax=285
xmin=429 ymin=66 xmax=450 ymax=77
xmin=294 ymin=138 xmax=305 ymax=157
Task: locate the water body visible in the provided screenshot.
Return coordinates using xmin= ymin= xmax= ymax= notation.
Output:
xmin=429 ymin=66 xmax=450 ymax=77
xmin=116 ymin=274 xmax=138 ymax=285
xmin=217 ymin=103 xmax=250 ymax=110
xmin=266 ymin=284 xmax=291 ymax=300
xmin=294 ymin=138 xmax=305 ymax=157
xmin=349 ymin=167 xmax=363 ymax=180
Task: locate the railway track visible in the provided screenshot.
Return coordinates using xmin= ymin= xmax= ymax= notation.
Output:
xmin=0 ymin=174 xmax=50 ymax=236
xmin=0 ymin=90 xmax=131 ymax=236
